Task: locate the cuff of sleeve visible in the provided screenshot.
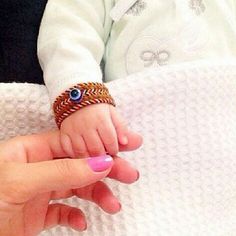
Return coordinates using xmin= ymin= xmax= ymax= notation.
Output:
xmin=45 ymin=69 xmax=103 ymax=103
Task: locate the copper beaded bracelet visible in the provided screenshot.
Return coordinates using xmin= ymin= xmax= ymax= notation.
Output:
xmin=53 ymin=82 xmax=116 ymax=128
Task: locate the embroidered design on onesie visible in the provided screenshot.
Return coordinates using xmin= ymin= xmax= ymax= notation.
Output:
xmin=140 ymin=50 xmax=170 ymax=67
xmin=189 ymin=0 xmax=206 ymax=15
xmin=126 ymin=0 xmax=147 ymax=16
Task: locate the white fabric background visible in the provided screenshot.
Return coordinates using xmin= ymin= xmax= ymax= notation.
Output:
xmin=1 ymin=60 xmax=236 ymax=235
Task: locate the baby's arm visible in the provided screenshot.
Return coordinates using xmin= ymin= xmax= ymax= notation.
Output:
xmin=38 ymin=0 xmax=128 ymax=158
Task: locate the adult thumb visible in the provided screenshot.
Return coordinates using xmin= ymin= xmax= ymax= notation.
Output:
xmin=0 ymin=155 xmax=113 ymax=203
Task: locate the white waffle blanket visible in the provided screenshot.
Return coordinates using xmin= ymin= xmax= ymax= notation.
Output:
xmin=1 ymin=60 xmax=236 ymax=236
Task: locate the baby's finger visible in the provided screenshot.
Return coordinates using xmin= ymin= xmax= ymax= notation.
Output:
xmin=110 ymin=107 xmax=129 ymax=145
xmin=71 ymin=135 xmax=89 ymax=158
xmin=98 ymin=120 xmax=119 ymax=156
xmin=119 ymin=131 xmax=143 ymax=152
xmin=83 ymin=131 xmax=106 ymax=157
xmin=60 ymin=133 xmax=74 ymax=158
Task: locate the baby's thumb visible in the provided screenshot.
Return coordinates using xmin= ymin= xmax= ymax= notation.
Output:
xmin=1 ymin=155 xmax=113 ymax=203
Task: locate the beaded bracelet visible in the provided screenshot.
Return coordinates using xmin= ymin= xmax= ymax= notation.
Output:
xmin=53 ymin=82 xmax=116 ymax=128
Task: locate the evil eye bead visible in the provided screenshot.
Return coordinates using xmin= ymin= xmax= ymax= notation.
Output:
xmin=69 ymin=88 xmax=83 ymax=103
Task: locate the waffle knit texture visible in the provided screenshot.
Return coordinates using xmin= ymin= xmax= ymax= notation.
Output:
xmin=1 ymin=60 xmax=236 ymax=236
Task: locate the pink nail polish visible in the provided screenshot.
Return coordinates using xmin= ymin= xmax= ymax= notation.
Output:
xmin=87 ymin=155 xmax=113 ymax=172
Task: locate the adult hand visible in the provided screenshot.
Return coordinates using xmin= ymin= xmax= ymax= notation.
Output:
xmin=0 ymin=130 xmax=142 ymax=236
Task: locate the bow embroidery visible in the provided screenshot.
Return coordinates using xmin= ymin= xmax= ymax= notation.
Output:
xmin=140 ymin=50 xmax=170 ymax=67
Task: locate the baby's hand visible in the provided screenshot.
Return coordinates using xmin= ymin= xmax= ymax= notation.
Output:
xmin=60 ymin=104 xmax=129 ymax=158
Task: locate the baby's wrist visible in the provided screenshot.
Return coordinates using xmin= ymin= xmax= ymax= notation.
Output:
xmin=53 ymin=82 xmax=115 ymax=128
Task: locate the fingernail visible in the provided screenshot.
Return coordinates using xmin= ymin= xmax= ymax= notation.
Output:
xmin=82 ymin=222 xmax=87 ymax=231
xmin=121 ymin=136 xmax=128 ymax=145
xmin=136 ymin=171 xmax=140 ymax=181
xmin=87 ymin=155 xmax=113 ymax=172
xmin=118 ymin=202 xmax=122 ymax=211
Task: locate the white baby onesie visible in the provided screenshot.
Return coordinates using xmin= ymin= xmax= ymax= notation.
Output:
xmin=38 ymin=0 xmax=236 ymax=101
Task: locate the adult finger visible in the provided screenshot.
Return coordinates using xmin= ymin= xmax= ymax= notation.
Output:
xmin=0 ymin=131 xmax=66 ymax=163
xmin=44 ymin=204 xmax=87 ymax=231
xmin=51 ymin=182 xmax=121 ymax=214
xmin=0 ymin=155 xmax=113 ymax=203
xmin=108 ymin=156 xmax=139 ymax=183
xmin=51 ymin=156 xmax=140 ymax=201
xmin=72 ymin=181 xmax=121 ymax=214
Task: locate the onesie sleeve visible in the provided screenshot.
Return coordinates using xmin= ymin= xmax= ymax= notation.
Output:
xmin=37 ymin=0 xmax=113 ymax=102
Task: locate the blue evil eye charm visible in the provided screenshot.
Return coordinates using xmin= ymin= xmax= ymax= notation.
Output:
xmin=69 ymin=88 xmax=83 ymax=103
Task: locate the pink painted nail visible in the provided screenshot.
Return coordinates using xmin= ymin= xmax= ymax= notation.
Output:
xmin=87 ymin=155 xmax=113 ymax=172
